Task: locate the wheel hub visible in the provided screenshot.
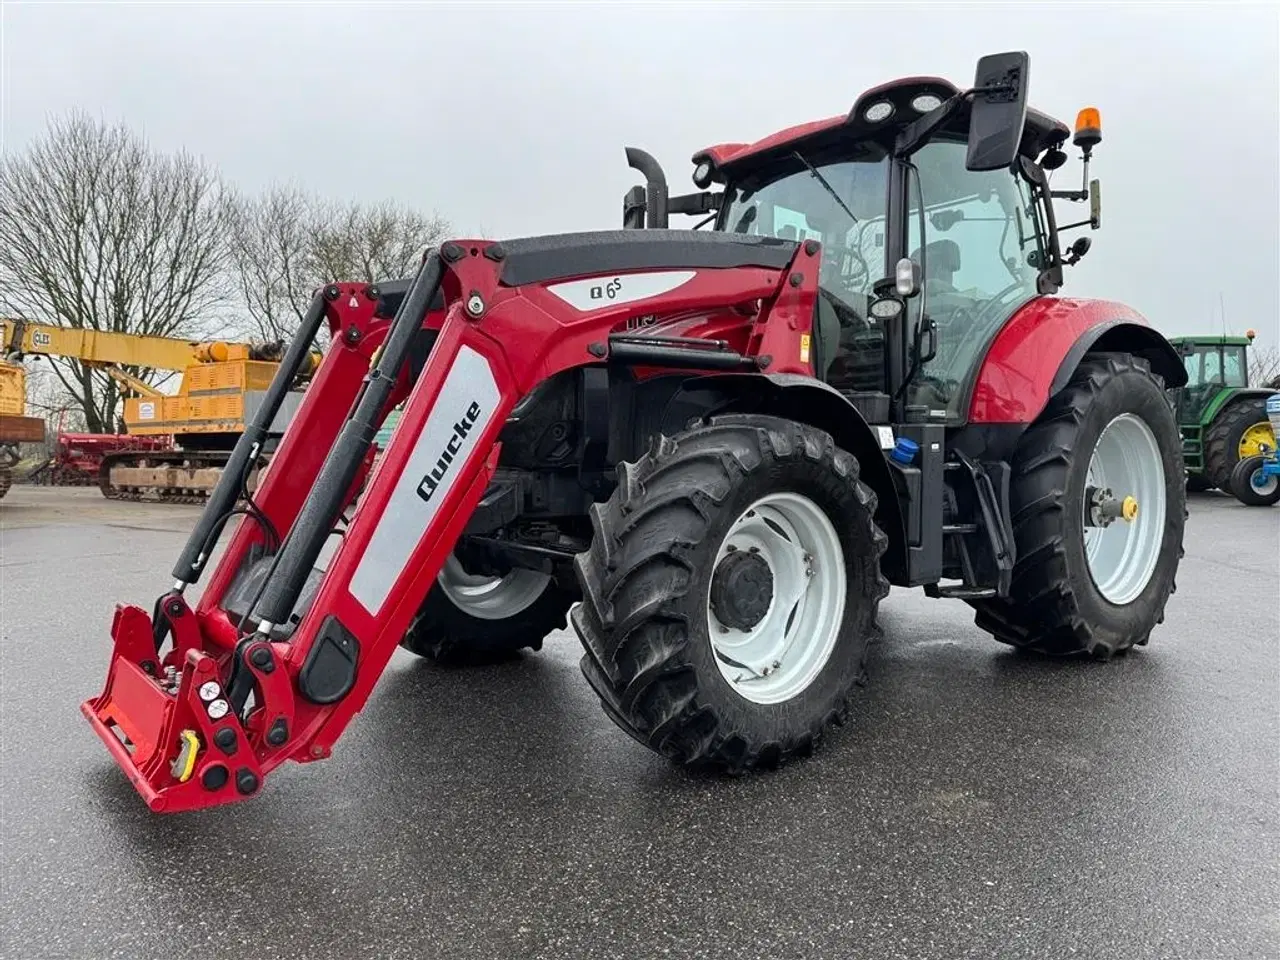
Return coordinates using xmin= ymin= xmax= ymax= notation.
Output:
xmin=1085 ymin=486 xmax=1139 ymax=528
xmin=710 ymin=548 xmax=775 ymax=631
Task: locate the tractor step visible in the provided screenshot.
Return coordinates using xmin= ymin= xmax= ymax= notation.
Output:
xmin=924 ymin=583 xmax=997 ymax=599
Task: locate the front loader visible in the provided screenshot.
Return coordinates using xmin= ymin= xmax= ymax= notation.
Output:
xmin=83 ymin=52 xmax=1189 ymax=812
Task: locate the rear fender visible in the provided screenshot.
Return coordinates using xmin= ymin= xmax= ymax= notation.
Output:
xmin=968 ymin=298 xmax=1187 ymax=425
xmin=1200 ymin=387 xmax=1277 ymax=426
xmin=670 ymin=373 xmax=908 ymax=582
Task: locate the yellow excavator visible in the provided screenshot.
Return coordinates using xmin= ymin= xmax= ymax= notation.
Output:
xmin=0 ymin=318 xmax=320 ymax=502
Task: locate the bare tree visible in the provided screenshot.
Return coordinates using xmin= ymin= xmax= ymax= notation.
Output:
xmin=225 ymin=189 xmax=450 ymax=343
xmin=309 ymin=198 xmax=451 ymax=285
xmin=223 ymin=183 xmax=314 ymax=343
xmin=0 ymin=110 xmax=230 ymax=432
xmin=1248 ymin=344 xmax=1280 ymax=389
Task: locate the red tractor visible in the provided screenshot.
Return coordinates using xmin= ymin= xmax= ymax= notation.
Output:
xmin=83 ymin=52 xmax=1188 ymax=812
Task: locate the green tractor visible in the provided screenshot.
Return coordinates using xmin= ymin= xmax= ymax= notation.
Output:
xmin=1168 ymin=330 xmax=1278 ymax=491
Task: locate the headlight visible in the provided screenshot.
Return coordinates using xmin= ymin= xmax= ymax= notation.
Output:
xmin=693 ymin=160 xmax=713 ymax=188
xmin=911 ymin=93 xmax=943 ymax=113
xmin=863 ymin=100 xmax=894 ymax=123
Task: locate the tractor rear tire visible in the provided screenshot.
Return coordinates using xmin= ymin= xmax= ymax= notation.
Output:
xmin=970 ymin=353 xmax=1186 ymax=659
xmin=0 ymin=464 xmax=10 ymax=500
xmin=400 ymin=554 xmax=576 ymax=666
xmin=1228 ymin=455 xmax=1280 ymax=506
xmin=1204 ymin=395 xmax=1270 ymax=490
xmin=571 ymin=414 xmax=889 ymax=773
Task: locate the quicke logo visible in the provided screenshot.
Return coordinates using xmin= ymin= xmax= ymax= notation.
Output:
xmin=415 ymin=401 xmax=482 ymax=503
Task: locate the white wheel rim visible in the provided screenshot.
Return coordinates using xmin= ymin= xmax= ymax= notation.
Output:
xmin=707 ymin=492 xmax=846 ymax=705
xmin=1082 ymin=413 xmax=1168 ymax=605
xmin=437 ymin=554 xmax=551 ymax=620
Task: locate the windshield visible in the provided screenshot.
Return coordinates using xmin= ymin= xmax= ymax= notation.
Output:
xmin=719 ymin=146 xmax=891 ymax=391
xmin=1184 ymin=344 xmax=1248 ymax=388
xmin=720 ymin=147 xmax=890 ymax=314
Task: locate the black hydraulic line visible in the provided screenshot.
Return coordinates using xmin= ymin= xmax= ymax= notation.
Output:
xmin=606 ymin=338 xmax=759 ymax=371
xmin=250 ymin=252 xmax=445 ymax=631
xmin=170 ymin=289 xmax=332 ymax=586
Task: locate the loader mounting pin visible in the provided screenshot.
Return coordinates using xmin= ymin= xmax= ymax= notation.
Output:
xmin=466 ymin=292 xmax=486 ymax=318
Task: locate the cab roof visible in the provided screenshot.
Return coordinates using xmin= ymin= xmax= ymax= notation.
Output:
xmin=693 ymin=75 xmax=1070 ymax=176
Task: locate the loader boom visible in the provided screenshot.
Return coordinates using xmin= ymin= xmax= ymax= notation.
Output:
xmin=82 ymin=232 xmax=812 ymax=810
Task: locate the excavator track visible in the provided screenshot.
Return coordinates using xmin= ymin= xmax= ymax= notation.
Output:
xmin=98 ymin=449 xmax=267 ymax=505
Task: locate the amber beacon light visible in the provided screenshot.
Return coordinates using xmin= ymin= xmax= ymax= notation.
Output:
xmin=1074 ymin=107 xmax=1102 ymax=150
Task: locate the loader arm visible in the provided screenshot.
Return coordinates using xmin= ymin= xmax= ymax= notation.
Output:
xmin=81 ymin=231 xmax=816 ymax=812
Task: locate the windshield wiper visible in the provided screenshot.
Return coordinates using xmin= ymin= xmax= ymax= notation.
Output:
xmin=792 ymin=151 xmax=857 ymax=224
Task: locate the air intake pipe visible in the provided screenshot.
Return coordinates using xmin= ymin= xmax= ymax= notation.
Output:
xmin=624 ymin=147 xmax=668 ymax=229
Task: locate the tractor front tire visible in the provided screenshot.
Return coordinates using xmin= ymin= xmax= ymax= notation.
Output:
xmin=400 ymin=554 xmax=576 ymax=666
xmin=1228 ymin=455 xmax=1280 ymax=506
xmin=572 ymin=414 xmax=889 ymax=773
xmin=971 ymin=353 xmax=1186 ymax=659
xmin=1204 ymin=395 xmax=1271 ymax=490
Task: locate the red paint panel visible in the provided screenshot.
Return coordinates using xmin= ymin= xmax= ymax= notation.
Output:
xmin=696 ymin=116 xmax=845 ymax=168
xmin=968 ymin=297 xmax=1151 ymax=424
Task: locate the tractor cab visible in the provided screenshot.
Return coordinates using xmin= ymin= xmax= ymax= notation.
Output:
xmin=622 ymin=54 xmax=1105 ymax=428
xmin=1169 ymin=333 xmax=1253 ymax=421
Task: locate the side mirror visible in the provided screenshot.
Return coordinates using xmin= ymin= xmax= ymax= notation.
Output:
xmin=965 ymin=51 xmax=1030 ymax=172
xmin=1089 ymin=178 xmax=1102 ymax=229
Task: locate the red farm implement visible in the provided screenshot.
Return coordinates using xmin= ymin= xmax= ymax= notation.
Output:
xmin=27 ymin=432 xmax=172 ymax=487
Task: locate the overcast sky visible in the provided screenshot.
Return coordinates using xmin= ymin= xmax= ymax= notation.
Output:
xmin=3 ymin=1 xmax=1278 ymax=349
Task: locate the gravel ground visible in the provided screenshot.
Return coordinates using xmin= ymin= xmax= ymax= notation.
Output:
xmin=1 ymin=486 xmax=1276 ymax=960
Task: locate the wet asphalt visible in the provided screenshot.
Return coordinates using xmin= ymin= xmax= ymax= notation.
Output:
xmin=0 ymin=487 xmax=1276 ymax=960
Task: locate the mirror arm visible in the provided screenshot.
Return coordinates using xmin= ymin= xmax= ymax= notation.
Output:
xmin=1056 ymin=217 xmax=1094 ymax=232
xmin=1049 ymin=150 xmax=1093 ymax=201
xmin=894 ymin=95 xmax=966 ymax=158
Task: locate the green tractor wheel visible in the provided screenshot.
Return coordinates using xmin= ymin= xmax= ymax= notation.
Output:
xmin=1203 ymin=396 xmax=1275 ymax=489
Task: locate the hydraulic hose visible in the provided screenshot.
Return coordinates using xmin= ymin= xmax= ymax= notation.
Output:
xmin=170 ymin=289 xmax=330 ymax=586
xmin=250 ymin=251 xmax=445 ymax=632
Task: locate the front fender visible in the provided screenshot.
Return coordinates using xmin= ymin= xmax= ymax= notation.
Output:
xmin=672 ymin=372 xmax=908 ymax=582
xmin=968 ymin=298 xmax=1186 ymax=425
